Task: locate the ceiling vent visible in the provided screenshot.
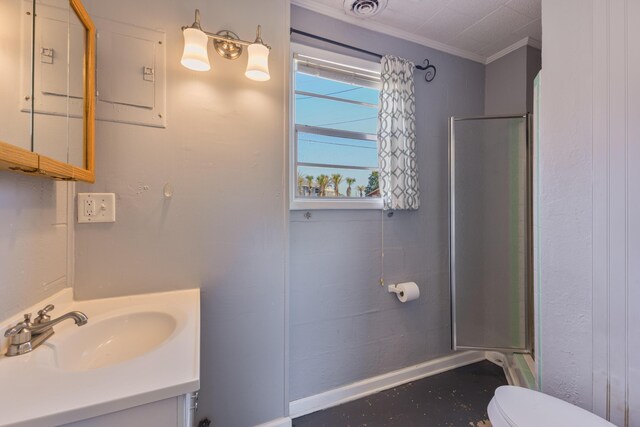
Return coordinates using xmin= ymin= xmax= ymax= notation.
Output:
xmin=343 ymin=0 xmax=388 ymax=18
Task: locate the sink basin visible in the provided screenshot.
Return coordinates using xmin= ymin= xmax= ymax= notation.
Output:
xmin=0 ymin=288 xmax=199 ymax=427
xmin=53 ymin=311 xmax=177 ymax=371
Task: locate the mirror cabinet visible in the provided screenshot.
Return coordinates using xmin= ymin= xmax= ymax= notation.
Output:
xmin=0 ymin=0 xmax=95 ymax=182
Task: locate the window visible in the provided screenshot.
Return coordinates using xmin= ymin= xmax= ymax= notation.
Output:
xmin=290 ymin=44 xmax=382 ymax=210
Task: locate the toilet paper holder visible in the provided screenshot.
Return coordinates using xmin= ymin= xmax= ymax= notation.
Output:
xmin=387 ymin=284 xmax=405 ymax=297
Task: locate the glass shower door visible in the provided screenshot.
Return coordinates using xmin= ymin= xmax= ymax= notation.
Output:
xmin=450 ymin=115 xmax=532 ymax=353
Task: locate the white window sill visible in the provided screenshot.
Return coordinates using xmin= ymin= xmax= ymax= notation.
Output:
xmin=290 ymin=198 xmax=383 ymax=210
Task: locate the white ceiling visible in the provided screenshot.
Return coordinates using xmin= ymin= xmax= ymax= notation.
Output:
xmin=292 ymin=0 xmax=541 ymax=63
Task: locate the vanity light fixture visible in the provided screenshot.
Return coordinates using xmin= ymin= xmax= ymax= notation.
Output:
xmin=180 ymin=9 xmax=271 ymax=81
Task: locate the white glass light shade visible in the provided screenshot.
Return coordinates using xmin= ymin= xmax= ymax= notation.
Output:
xmin=245 ymin=43 xmax=270 ymax=81
xmin=181 ymin=27 xmax=210 ymax=71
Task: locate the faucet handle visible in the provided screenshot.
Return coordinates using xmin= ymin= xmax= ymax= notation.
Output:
xmin=4 ymin=315 xmax=32 ymax=338
xmin=37 ymin=304 xmax=54 ymax=317
xmin=34 ymin=304 xmax=54 ymax=324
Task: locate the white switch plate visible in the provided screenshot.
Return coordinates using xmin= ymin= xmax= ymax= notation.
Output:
xmin=77 ymin=193 xmax=116 ymax=223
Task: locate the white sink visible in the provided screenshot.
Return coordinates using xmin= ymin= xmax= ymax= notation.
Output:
xmin=0 ymin=288 xmax=200 ymax=427
xmin=52 ymin=311 xmax=178 ymax=371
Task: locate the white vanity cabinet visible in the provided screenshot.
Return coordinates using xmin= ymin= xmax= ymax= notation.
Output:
xmin=63 ymin=393 xmax=198 ymax=427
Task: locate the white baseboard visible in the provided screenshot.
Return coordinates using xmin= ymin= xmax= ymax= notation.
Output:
xmin=289 ymin=350 xmax=485 ymax=418
xmin=254 ymin=416 xmax=292 ymax=427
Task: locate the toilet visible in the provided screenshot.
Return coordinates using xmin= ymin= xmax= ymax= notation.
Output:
xmin=488 ymin=386 xmax=615 ymax=426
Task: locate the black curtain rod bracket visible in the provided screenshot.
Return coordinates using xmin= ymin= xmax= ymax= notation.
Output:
xmin=290 ymin=28 xmax=436 ymax=83
xmin=415 ymin=59 xmax=436 ymax=83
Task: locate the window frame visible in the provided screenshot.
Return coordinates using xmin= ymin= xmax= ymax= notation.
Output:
xmin=289 ymin=43 xmax=383 ymax=211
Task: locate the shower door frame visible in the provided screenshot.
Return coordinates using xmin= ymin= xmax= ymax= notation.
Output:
xmin=449 ymin=114 xmax=534 ymax=354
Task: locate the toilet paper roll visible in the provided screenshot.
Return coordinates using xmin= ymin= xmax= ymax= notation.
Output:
xmin=395 ymin=282 xmax=420 ymax=303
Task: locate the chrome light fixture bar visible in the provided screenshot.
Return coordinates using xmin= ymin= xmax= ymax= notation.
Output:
xmin=181 ymin=9 xmax=271 ymax=81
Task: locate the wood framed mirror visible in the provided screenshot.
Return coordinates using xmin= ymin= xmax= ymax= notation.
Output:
xmin=0 ymin=0 xmax=95 ymax=182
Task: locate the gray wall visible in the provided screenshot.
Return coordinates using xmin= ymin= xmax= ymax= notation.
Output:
xmin=0 ymin=176 xmax=71 ymax=320
xmin=289 ymin=5 xmax=485 ymax=401
xmin=525 ymin=46 xmax=542 ymax=114
xmin=74 ymin=1 xmax=289 ymax=426
xmin=539 ymin=0 xmax=640 ymax=424
xmin=485 ymin=45 xmax=540 ymax=115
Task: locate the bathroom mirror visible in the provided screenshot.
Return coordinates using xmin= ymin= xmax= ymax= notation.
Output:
xmin=0 ymin=0 xmax=95 ymax=181
xmin=0 ymin=0 xmax=37 ymax=171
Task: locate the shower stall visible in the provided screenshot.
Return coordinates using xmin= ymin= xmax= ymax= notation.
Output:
xmin=449 ymin=115 xmax=533 ymax=361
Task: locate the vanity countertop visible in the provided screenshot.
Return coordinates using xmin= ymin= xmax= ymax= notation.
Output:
xmin=0 ymin=288 xmax=200 ymax=427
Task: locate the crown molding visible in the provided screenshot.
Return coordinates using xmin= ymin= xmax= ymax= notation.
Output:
xmin=485 ymin=37 xmax=542 ymax=64
xmin=291 ymin=0 xmax=486 ymax=64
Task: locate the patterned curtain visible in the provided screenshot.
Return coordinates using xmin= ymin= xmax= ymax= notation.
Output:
xmin=378 ymin=55 xmax=419 ymax=210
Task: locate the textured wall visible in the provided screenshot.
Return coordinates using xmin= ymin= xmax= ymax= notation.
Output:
xmin=538 ymin=0 xmax=594 ymax=409
xmin=0 ymin=176 xmax=71 ymax=320
xmin=289 ymin=5 xmax=485 ymax=401
xmin=74 ymin=1 xmax=289 ymax=426
xmin=485 ymin=45 xmax=540 ymax=115
xmin=540 ymin=0 xmax=640 ymax=424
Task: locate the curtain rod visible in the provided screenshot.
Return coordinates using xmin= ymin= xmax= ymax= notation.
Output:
xmin=290 ymin=28 xmax=437 ymax=82
xmin=290 ymin=28 xmax=382 ymax=59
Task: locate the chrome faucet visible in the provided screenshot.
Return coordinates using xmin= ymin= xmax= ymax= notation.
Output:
xmin=3 ymin=304 xmax=88 ymax=357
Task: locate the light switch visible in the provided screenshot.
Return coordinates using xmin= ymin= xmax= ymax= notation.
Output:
xmin=77 ymin=193 xmax=116 ymax=223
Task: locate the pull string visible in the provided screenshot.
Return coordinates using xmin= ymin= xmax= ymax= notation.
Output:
xmin=379 ymin=208 xmax=385 ymax=287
